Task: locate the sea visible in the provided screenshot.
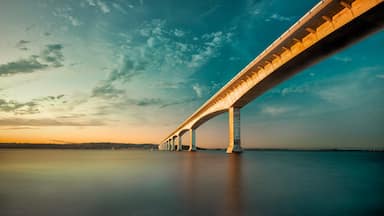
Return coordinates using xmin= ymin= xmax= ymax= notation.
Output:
xmin=0 ymin=149 xmax=383 ymax=216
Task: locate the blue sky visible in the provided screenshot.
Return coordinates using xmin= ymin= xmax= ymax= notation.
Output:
xmin=0 ymin=0 xmax=383 ymax=149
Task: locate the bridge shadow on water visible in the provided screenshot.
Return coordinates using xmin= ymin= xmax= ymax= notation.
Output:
xmin=180 ymin=152 xmax=244 ymax=216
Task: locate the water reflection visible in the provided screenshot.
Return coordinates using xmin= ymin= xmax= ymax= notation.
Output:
xmin=2 ymin=150 xmax=382 ymax=216
xmin=224 ymin=154 xmax=243 ymax=216
xmin=181 ymin=152 xmax=198 ymax=215
xmin=181 ymin=152 xmax=244 ymax=216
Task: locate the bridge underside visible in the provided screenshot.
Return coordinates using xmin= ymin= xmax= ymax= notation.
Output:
xmin=235 ymin=2 xmax=384 ymax=107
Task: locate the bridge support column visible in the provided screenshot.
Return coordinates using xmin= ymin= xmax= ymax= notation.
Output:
xmin=188 ymin=128 xmax=196 ymax=151
xmin=171 ymin=137 xmax=176 ymax=151
xmin=177 ymin=136 xmax=182 ymax=151
xmin=227 ymin=107 xmax=242 ymax=153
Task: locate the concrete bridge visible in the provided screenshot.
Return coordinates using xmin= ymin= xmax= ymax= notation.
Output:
xmin=160 ymin=0 xmax=384 ymax=153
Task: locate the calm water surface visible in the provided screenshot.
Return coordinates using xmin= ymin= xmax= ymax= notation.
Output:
xmin=0 ymin=149 xmax=383 ymax=216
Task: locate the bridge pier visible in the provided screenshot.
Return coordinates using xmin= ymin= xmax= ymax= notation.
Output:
xmin=171 ymin=137 xmax=176 ymax=151
xmin=227 ymin=107 xmax=242 ymax=153
xmin=188 ymin=128 xmax=196 ymax=151
xmin=177 ymin=136 xmax=182 ymax=151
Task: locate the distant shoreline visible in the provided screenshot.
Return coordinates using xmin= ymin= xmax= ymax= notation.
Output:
xmin=0 ymin=143 xmax=382 ymax=151
xmin=0 ymin=143 xmax=158 ymax=150
xmin=196 ymin=147 xmax=384 ymax=152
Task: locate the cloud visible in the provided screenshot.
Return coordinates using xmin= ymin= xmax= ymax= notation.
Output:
xmin=0 ymin=99 xmax=40 ymax=115
xmin=67 ymin=15 xmax=81 ymax=26
xmin=92 ymin=82 xmax=125 ymax=99
xmin=280 ymin=86 xmax=308 ymax=96
xmin=16 ymin=40 xmax=31 ymax=51
xmin=332 ymin=56 xmax=352 ymax=63
xmin=0 ymin=57 xmax=48 ymax=76
xmin=188 ymin=31 xmax=232 ymax=68
xmin=112 ymin=3 xmax=128 ymax=14
xmin=40 ymin=44 xmax=65 ymax=67
xmin=0 ymin=118 xmax=104 ymax=126
xmin=174 ymin=29 xmax=185 ymax=37
xmin=127 ymin=98 xmax=163 ymax=107
xmin=0 ymin=43 xmax=64 ymax=77
xmin=160 ymin=97 xmax=199 ymax=108
xmin=0 ymin=94 xmax=66 ymax=115
xmin=313 ymin=66 xmax=383 ymax=106
xmin=109 ymin=57 xmax=143 ymax=82
xmin=192 ymin=83 xmax=204 ymax=98
xmin=261 ymin=106 xmax=294 ymax=116
xmin=245 ymin=1 xmax=294 ymax=23
xmin=199 ymin=5 xmax=221 ymax=19
xmin=97 ymin=1 xmax=110 ymax=13
xmin=91 ymin=56 xmax=144 ymax=99
xmin=266 ymin=13 xmax=294 ymax=22
xmin=90 ymin=19 xmax=233 ymax=107
xmin=53 ymin=7 xmax=81 ymax=26
xmin=0 ymin=127 xmax=38 ymax=130
xmin=17 ymin=40 xmax=30 ymax=45
xmin=33 ymin=94 xmax=66 ymax=103
xmin=153 ymin=80 xmax=190 ymax=89
xmin=86 ymin=0 xmax=110 ymax=14
xmin=57 ymin=113 xmax=87 ymax=119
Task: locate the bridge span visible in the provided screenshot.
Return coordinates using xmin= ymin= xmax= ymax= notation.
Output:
xmin=160 ymin=0 xmax=384 ymax=153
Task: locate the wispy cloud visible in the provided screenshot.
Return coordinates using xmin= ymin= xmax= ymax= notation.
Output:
xmin=112 ymin=3 xmax=128 ymax=14
xmin=174 ymin=29 xmax=185 ymax=37
xmin=0 ymin=94 xmax=66 ymax=115
xmin=41 ymin=44 xmax=65 ymax=67
xmin=53 ymin=7 xmax=81 ymax=26
xmin=199 ymin=5 xmax=221 ymax=19
xmin=92 ymin=82 xmax=125 ymax=99
xmin=0 ymin=44 xmax=64 ymax=77
xmin=280 ymin=86 xmax=308 ymax=96
xmin=91 ymin=56 xmax=143 ymax=99
xmin=85 ymin=0 xmax=110 ymax=14
xmin=126 ymin=98 xmax=163 ymax=107
xmin=0 ymin=57 xmax=48 ymax=77
xmin=160 ymin=97 xmax=199 ymax=108
xmin=0 ymin=99 xmax=40 ymax=115
xmin=188 ymin=31 xmax=233 ymax=68
xmin=246 ymin=1 xmax=295 ymax=23
xmin=332 ymin=56 xmax=352 ymax=63
xmin=264 ymin=13 xmax=295 ymax=22
xmin=261 ymin=106 xmax=294 ymax=116
xmin=0 ymin=126 xmax=38 ymax=130
xmin=90 ymin=19 xmax=233 ymax=101
xmin=0 ymin=118 xmax=104 ymax=126
xmin=192 ymin=83 xmax=204 ymax=98
xmin=16 ymin=40 xmax=31 ymax=51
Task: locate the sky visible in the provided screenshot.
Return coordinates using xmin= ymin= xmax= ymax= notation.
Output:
xmin=0 ymin=0 xmax=383 ymax=149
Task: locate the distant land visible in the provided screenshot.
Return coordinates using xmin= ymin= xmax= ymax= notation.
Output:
xmin=0 ymin=143 xmax=158 ymax=150
xmin=196 ymin=147 xmax=384 ymax=152
xmin=0 ymin=143 xmax=382 ymax=151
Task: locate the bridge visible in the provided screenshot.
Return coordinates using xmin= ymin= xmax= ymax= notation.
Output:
xmin=159 ymin=0 xmax=384 ymax=153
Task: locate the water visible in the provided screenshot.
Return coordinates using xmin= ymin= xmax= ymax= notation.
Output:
xmin=0 ymin=150 xmax=383 ymax=216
